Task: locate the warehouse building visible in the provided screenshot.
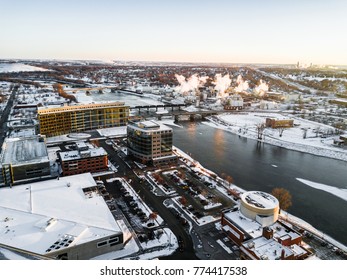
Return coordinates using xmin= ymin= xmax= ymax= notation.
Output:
xmin=0 ymin=173 xmax=127 ymax=260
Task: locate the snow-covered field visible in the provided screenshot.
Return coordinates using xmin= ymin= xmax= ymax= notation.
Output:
xmin=206 ymin=113 xmax=347 ymax=161
xmin=0 ymin=63 xmax=49 ymax=73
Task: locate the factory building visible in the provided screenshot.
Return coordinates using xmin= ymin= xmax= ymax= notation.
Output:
xmin=37 ymin=102 xmax=129 ymax=137
xmin=224 ymin=94 xmax=244 ymax=110
xmin=127 ymin=120 xmax=177 ymax=166
xmin=0 ymin=135 xmax=51 ymax=187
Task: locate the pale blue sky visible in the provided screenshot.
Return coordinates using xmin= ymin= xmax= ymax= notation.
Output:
xmin=1 ymin=0 xmax=346 ymax=65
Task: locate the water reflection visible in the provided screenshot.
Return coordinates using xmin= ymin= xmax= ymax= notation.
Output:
xmin=172 ymin=122 xmax=347 ymax=246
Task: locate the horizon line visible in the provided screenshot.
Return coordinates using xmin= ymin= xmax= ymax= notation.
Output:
xmin=1 ymin=57 xmax=347 ymax=67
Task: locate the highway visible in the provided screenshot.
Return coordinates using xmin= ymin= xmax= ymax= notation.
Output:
xmin=0 ymin=85 xmax=18 ymax=153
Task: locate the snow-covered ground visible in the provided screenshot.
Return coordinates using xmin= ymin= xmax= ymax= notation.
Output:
xmin=0 ymin=63 xmax=50 ymax=73
xmin=280 ymin=211 xmax=347 ymax=253
xmin=206 ymin=112 xmax=347 ymax=161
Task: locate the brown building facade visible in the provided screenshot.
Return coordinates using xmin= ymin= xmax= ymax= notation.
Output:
xmin=59 ymin=144 xmax=108 ymax=176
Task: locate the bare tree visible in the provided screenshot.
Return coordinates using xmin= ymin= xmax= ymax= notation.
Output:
xmin=226 ymin=175 xmax=234 ymax=186
xmin=271 ymin=188 xmax=292 ymax=213
xmin=179 ymin=196 xmax=188 ymax=206
xmin=277 ymin=127 xmax=285 ymax=137
xmin=256 ymin=123 xmax=266 ymax=140
xmin=149 ymin=212 xmax=158 ymax=221
xmin=221 ymin=173 xmax=234 ymax=187
xmin=315 ymin=126 xmax=321 ymax=137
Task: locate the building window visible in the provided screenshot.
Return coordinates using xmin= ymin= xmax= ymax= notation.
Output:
xmin=109 ymin=237 xmax=119 ymax=246
xmin=97 ymin=241 xmax=107 ymax=248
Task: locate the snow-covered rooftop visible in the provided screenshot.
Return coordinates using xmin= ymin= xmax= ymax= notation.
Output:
xmin=0 ymin=173 xmax=122 ymax=256
xmin=242 ymin=236 xmax=293 ymax=260
xmin=241 ymin=191 xmax=279 ymax=210
xmin=1 ymin=136 xmax=49 ymax=165
xmin=59 ymin=147 xmax=107 ymax=162
xmin=272 ymin=222 xmax=301 ymax=241
xmin=223 ymin=210 xmax=263 ymax=238
xmin=128 ymin=120 xmax=172 ymax=132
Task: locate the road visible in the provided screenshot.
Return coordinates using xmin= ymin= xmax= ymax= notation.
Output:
xmin=98 ymin=139 xmax=198 ymax=260
xmin=0 ymin=85 xmax=18 ymax=152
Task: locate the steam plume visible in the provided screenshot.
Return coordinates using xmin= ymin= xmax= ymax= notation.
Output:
xmin=213 ymin=74 xmax=231 ymax=98
xmin=254 ymin=79 xmax=269 ymax=96
xmin=234 ymin=75 xmax=249 ymax=93
xmin=175 ymin=74 xmax=208 ymax=94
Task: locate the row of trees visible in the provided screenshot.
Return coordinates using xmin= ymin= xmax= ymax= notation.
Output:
xmin=52 ymin=83 xmax=78 ymax=103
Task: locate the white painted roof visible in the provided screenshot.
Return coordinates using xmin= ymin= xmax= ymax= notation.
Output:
xmin=0 ymin=173 xmax=121 ymax=256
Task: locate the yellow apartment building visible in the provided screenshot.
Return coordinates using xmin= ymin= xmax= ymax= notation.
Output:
xmin=38 ymin=102 xmax=129 ymax=137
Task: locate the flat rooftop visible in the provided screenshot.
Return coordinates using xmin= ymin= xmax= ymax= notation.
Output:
xmin=1 ymin=136 xmax=49 ymax=165
xmin=223 ymin=210 xmax=263 ymax=239
xmin=0 ymin=173 xmax=122 ymax=256
xmin=128 ymin=120 xmax=172 ymax=132
xmin=37 ymin=101 xmax=127 ymax=114
xmin=242 ymin=237 xmax=293 ymax=260
xmin=59 ymin=147 xmax=107 ymax=162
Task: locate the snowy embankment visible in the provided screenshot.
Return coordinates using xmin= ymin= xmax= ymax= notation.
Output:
xmin=205 ymin=113 xmax=347 ymax=162
xmin=280 ymin=210 xmax=347 ymax=252
xmin=175 ymin=143 xmax=347 ymax=251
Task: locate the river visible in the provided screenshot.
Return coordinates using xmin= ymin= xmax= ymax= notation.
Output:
xmin=70 ymin=90 xmax=347 ymax=246
xmin=172 ymin=122 xmax=347 ymax=246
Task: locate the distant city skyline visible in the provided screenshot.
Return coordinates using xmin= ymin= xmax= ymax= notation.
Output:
xmin=1 ymin=0 xmax=347 ymax=65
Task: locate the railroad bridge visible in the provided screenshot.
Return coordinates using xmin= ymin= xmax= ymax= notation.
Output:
xmin=129 ymin=104 xmax=221 ymax=121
